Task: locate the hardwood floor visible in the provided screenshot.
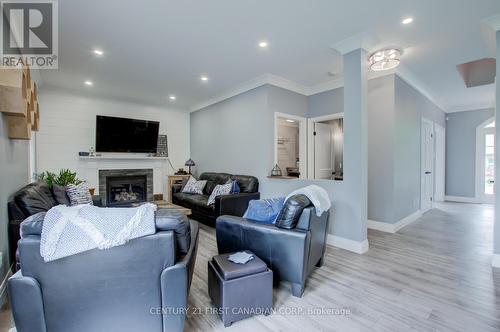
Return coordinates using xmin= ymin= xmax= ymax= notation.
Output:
xmin=186 ymin=202 xmax=500 ymax=331
xmin=1 ymin=202 xmax=499 ymax=331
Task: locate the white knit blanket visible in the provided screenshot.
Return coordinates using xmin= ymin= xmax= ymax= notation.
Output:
xmin=40 ymin=203 xmax=157 ymax=262
xmin=286 ymin=185 xmax=331 ymax=217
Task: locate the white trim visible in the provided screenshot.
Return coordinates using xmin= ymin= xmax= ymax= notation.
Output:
xmin=330 ymin=31 xmax=380 ymax=55
xmin=368 ymin=210 xmax=423 ymax=233
xmin=446 ymin=102 xmax=495 ymax=113
xmin=434 ymin=124 xmax=446 ymax=202
xmin=274 ymin=112 xmax=307 ymax=178
xmin=475 ymin=117 xmax=495 ymax=204
xmin=327 ymin=234 xmax=369 ymax=254
xmin=492 ymin=254 xmax=500 ymax=268
xmin=307 ymin=113 xmax=344 ymax=179
xmin=444 ymin=195 xmax=480 ymax=203
xmin=266 ymin=74 xmax=309 ymax=95
xmin=396 ymin=65 xmax=446 ymax=112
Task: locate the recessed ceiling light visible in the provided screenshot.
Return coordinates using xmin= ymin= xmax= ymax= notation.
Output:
xmin=200 ymin=75 xmax=209 ymax=82
xmin=84 ymin=80 xmax=93 ymax=86
xmin=402 ymin=17 xmax=413 ymax=25
xmin=93 ymin=49 xmax=104 ymax=56
xmin=169 ymin=95 xmax=176 ymax=101
xmin=286 ymin=119 xmax=295 ymax=123
xmin=258 ymin=41 xmax=268 ymax=48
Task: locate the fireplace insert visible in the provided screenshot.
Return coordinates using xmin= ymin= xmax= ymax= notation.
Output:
xmin=106 ymin=175 xmax=147 ymax=207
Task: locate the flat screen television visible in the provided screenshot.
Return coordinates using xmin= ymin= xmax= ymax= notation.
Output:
xmin=95 ymin=115 xmax=159 ymax=153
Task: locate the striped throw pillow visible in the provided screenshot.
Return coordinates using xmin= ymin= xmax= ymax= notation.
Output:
xmin=66 ymin=182 xmax=93 ymax=206
xmin=207 ymin=182 xmax=232 ymax=206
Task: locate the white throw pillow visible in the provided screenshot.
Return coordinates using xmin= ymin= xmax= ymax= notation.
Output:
xmin=66 ymin=182 xmax=93 ymax=206
xmin=207 ymin=182 xmax=232 ymax=206
xmin=181 ymin=176 xmax=207 ymax=195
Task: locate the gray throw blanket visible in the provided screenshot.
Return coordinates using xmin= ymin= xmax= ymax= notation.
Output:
xmin=40 ymin=203 xmax=156 ymax=262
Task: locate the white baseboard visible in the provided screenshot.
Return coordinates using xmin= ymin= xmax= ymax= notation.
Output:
xmin=492 ymin=254 xmax=500 ymax=268
xmin=444 ymin=195 xmax=479 ymax=203
xmin=368 ymin=210 xmax=423 ymax=234
xmin=327 ymin=234 xmax=369 ymax=254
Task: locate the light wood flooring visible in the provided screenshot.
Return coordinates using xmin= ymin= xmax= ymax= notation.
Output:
xmin=2 ymin=202 xmax=500 ymax=331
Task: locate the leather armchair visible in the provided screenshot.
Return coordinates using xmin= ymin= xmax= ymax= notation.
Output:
xmin=216 ymin=207 xmax=329 ymax=297
xmin=8 ymin=217 xmax=199 ymax=332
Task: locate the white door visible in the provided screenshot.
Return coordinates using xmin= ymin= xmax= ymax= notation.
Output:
xmin=478 ymin=127 xmax=495 ymax=203
xmin=434 ymin=125 xmax=446 ymax=202
xmin=421 ymin=119 xmax=434 ymax=212
xmin=314 ymin=122 xmax=333 ymax=179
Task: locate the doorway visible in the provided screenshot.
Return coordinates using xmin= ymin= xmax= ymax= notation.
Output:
xmin=476 ymin=118 xmax=495 ymax=204
xmin=421 ymin=118 xmax=435 ymax=212
xmin=307 ymin=113 xmax=344 ymax=180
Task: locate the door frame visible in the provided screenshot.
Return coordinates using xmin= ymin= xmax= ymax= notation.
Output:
xmin=475 ymin=117 xmax=495 ymax=204
xmin=434 ymin=124 xmax=446 ymax=202
xmin=421 ymin=117 xmax=435 ymax=212
xmin=307 ymin=113 xmax=344 ymax=179
xmin=274 ymin=112 xmax=307 ymax=178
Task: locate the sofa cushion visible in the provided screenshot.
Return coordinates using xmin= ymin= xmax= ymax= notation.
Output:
xmin=173 ymin=193 xmax=215 ymax=216
xmin=231 ymin=175 xmax=259 ymax=193
xmin=66 ymin=182 xmax=93 ymax=206
xmin=13 ymin=181 xmax=58 ymax=217
xmin=207 ymin=183 xmax=232 ymax=206
xmin=181 ymin=176 xmax=207 ymax=195
xmin=275 ymin=195 xmax=312 ymax=229
xmin=20 ymin=212 xmax=46 ymax=237
xmin=199 ymin=172 xmax=232 ymax=195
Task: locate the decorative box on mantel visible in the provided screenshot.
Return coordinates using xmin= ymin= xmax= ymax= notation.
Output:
xmin=78 ymin=155 xmax=170 ymax=200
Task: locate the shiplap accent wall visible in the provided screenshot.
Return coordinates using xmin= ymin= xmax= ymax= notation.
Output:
xmin=36 ymin=87 xmax=190 ymax=193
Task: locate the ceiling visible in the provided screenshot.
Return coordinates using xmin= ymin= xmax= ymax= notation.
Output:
xmin=40 ymin=0 xmax=500 ymax=112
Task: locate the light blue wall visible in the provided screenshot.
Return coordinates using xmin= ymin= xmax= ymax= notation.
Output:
xmin=495 ymin=30 xmax=500 ymax=256
xmin=394 ymin=76 xmax=445 ymax=221
xmin=446 ymin=109 xmax=494 ymax=198
xmin=0 ymin=115 xmax=29 ymax=300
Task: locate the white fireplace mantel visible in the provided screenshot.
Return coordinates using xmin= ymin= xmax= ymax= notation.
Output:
xmin=78 ymin=155 xmax=171 ymax=198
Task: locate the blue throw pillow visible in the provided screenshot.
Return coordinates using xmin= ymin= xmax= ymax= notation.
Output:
xmin=226 ymin=180 xmax=240 ymax=194
xmin=243 ymin=197 xmax=285 ymax=224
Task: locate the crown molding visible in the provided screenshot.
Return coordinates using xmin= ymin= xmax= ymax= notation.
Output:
xmin=330 ymin=31 xmax=380 ymax=55
xmin=445 ymin=101 xmax=495 ymax=113
xmin=395 ymin=64 xmax=446 ymax=111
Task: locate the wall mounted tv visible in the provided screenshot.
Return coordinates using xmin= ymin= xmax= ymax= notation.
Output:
xmin=95 ymin=115 xmax=160 ymax=153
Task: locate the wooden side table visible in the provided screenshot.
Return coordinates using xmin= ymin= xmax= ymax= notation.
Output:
xmin=167 ymin=174 xmax=191 ymax=202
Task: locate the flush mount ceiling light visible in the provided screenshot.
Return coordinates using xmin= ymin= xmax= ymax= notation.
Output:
xmin=258 ymin=41 xmax=268 ymax=48
xmin=200 ymin=75 xmax=209 ymax=82
xmin=402 ymin=17 xmax=414 ymax=25
xmin=286 ymin=119 xmax=295 ymax=123
xmin=169 ymin=95 xmax=176 ymax=101
xmin=369 ymin=49 xmax=401 ymax=71
xmin=84 ymin=80 xmax=93 ymax=86
xmin=93 ymin=49 xmax=104 ymax=56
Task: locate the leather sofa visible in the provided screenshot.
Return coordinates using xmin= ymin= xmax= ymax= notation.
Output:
xmin=7 ymin=182 xmax=101 ymax=270
xmin=8 ymin=210 xmax=199 ymax=332
xmin=172 ymin=172 xmax=260 ymax=226
xmin=216 ymin=206 xmax=329 ymax=297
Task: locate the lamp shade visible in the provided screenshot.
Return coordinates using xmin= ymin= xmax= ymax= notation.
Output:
xmin=185 ymin=159 xmax=196 ymax=167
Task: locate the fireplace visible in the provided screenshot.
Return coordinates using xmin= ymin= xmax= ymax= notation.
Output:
xmin=99 ymin=169 xmax=153 ymax=207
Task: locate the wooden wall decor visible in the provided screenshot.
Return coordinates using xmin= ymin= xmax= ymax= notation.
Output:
xmin=0 ymin=62 xmax=39 ymax=139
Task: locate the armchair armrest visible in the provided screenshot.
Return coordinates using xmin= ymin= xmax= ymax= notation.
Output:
xmin=8 ymin=271 xmax=47 ymax=332
xmin=171 ymin=184 xmax=183 ymax=194
xmin=92 ymin=195 xmax=102 ymax=207
xmin=160 ymin=220 xmax=199 ymax=332
xmin=214 ymin=192 xmax=260 ymax=217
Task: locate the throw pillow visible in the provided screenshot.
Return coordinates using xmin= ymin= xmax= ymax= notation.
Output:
xmin=207 ymin=182 xmax=232 ymax=205
xmin=66 ymin=182 xmax=94 ymax=206
xmin=275 ymin=194 xmax=311 ymax=229
xmin=181 ymin=176 xmax=207 ymax=195
xmin=51 ymin=184 xmax=71 ymax=205
xmin=243 ymin=197 xmax=285 ymax=224
xmin=226 ymin=180 xmax=240 ymax=194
